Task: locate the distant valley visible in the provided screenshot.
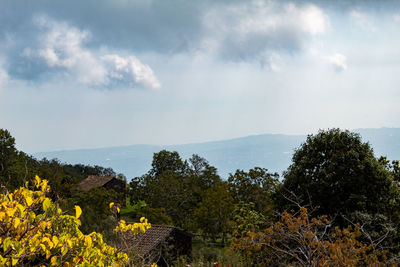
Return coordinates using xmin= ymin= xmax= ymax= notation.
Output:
xmin=33 ymin=128 xmax=400 ymax=180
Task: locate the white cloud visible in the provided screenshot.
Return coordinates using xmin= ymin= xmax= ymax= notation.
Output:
xmin=201 ymin=1 xmax=329 ymax=64
xmin=295 ymin=4 xmax=328 ymax=35
xmin=349 ymin=10 xmax=376 ymax=31
xmin=22 ymin=15 xmax=160 ymax=89
xmin=102 ymin=55 xmax=161 ymax=89
xmin=326 ymin=53 xmax=347 ymax=72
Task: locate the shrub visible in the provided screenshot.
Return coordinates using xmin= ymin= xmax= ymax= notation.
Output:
xmin=0 ymin=176 xmax=152 ymax=266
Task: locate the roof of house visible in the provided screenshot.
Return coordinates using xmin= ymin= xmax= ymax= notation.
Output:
xmin=120 ymin=225 xmax=191 ymax=256
xmin=134 ymin=225 xmax=176 ymax=255
xmin=79 ymin=175 xmax=114 ymax=191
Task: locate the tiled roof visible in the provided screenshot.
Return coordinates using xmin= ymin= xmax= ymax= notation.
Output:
xmin=79 ymin=175 xmax=114 ymax=191
xmin=115 ymin=224 xmax=192 ymax=265
xmin=133 ymin=225 xmax=175 ymax=255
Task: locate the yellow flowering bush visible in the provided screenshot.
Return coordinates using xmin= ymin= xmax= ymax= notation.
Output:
xmin=0 ymin=176 xmax=153 ymax=266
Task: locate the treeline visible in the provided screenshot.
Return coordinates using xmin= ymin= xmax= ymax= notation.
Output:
xmin=1 ymin=128 xmax=400 ymax=265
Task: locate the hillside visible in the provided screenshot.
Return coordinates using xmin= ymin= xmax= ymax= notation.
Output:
xmin=33 ymin=128 xmax=400 ymax=179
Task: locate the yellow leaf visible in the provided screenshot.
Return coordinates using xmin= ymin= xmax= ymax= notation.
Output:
xmin=13 ymin=218 xmax=20 ymax=228
xmin=75 ymin=205 xmax=82 ymax=219
xmin=52 ymin=236 xmax=58 ymax=247
xmin=51 ymin=256 xmax=57 ymax=265
xmin=42 ymin=198 xmax=51 ymax=212
xmin=73 ymin=256 xmax=80 ymax=264
xmin=16 ymin=204 xmax=25 ymax=215
xmin=116 ymin=207 xmax=120 ymax=213
xmin=109 ymin=202 xmax=114 ymax=209
xmin=35 ymin=175 xmax=41 ymax=188
xmin=11 ymin=258 xmax=18 ymax=266
xmin=43 ymin=237 xmax=53 ymax=249
xmin=41 ymin=180 xmax=48 ymax=192
xmin=61 ymin=246 xmax=68 ymax=256
xmin=46 ymin=249 xmax=51 ymax=259
xmin=6 ymin=208 xmax=16 ymax=217
xmin=3 ymin=237 xmax=11 ymax=252
xmin=85 ymin=236 xmax=92 ymax=247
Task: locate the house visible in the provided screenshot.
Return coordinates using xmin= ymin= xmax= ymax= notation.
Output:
xmin=116 ymin=224 xmax=192 ymax=266
xmin=79 ymin=175 xmax=126 ymax=203
xmin=79 ymin=175 xmax=125 ymax=192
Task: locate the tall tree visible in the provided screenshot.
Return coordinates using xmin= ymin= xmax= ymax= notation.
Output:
xmin=279 ymin=129 xmax=394 ymax=222
xmin=149 ymin=150 xmax=188 ymax=177
xmin=0 ymin=129 xmax=19 ymax=188
xmin=193 ymin=183 xmax=234 ymax=245
xmin=228 ymin=167 xmax=279 ymax=215
xmin=129 ymin=151 xmax=223 ymax=230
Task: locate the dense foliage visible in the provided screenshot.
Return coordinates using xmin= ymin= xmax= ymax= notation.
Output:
xmin=1 ymin=127 xmax=400 ymax=265
xmin=280 ymin=129 xmax=393 ymax=218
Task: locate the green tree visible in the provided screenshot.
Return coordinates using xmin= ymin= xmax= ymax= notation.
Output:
xmin=0 ymin=129 xmax=17 ymax=187
xmin=228 ymin=167 xmax=279 ymax=216
xmin=129 ymin=151 xmax=222 ymax=230
xmin=279 ymin=129 xmax=393 ymax=218
xmin=149 ymin=150 xmax=188 ymax=177
xmin=193 ymin=183 xmax=234 ymax=245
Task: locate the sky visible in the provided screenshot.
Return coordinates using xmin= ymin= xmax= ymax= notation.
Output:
xmin=1 ymin=0 xmax=400 ymax=153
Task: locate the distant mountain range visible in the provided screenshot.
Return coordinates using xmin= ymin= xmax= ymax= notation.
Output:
xmin=33 ymin=128 xmax=400 ymax=180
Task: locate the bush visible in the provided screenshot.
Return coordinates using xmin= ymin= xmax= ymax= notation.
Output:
xmin=0 ymin=176 xmax=152 ymax=266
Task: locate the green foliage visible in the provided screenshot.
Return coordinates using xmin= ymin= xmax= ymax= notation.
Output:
xmin=3 ymin=127 xmax=400 ymax=265
xmin=232 ymin=202 xmax=267 ymax=238
xmin=228 ymin=167 xmax=279 ymax=216
xmin=190 ymin=238 xmax=245 ymax=267
xmin=193 ymin=183 xmax=234 ymax=243
xmin=62 ymin=187 xmax=122 ymax=237
xmin=150 ymin=150 xmax=188 ymax=177
xmin=280 ymin=129 xmax=393 ymax=218
xmin=0 ymin=129 xmax=18 ymax=188
xmin=121 ymin=199 xmax=173 ymax=225
xmin=129 ymin=151 xmax=223 ymax=230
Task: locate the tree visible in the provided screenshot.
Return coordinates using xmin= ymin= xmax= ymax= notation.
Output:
xmin=0 ymin=129 xmax=17 ymax=187
xmin=129 ymin=151 xmax=222 ymax=230
xmin=149 ymin=150 xmax=188 ymax=177
xmin=279 ymin=129 xmax=393 ymax=219
xmin=193 ymin=183 xmax=234 ymax=245
xmin=188 ymin=154 xmax=221 ymax=190
xmin=228 ymin=167 xmax=279 ymax=216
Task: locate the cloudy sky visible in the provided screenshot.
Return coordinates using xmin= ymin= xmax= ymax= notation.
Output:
xmin=1 ymin=0 xmax=400 ymax=153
